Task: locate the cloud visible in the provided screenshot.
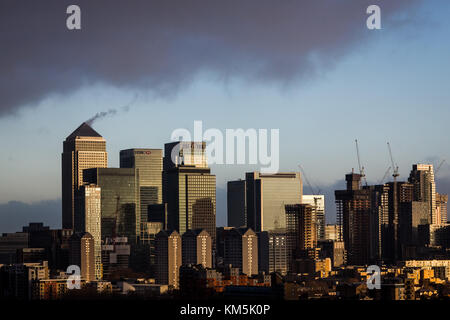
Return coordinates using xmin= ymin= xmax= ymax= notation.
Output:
xmin=0 ymin=0 xmax=421 ymax=116
xmin=0 ymin=200 xmax=61 ymax=233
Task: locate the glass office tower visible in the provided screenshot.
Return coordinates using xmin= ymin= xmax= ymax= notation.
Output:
xmin=83 ymin=168 xmax=140 ymax=244
xmin=120 ymin=148 xmax=163 ymax=239
xmin=246 ymin=172 xmax=303 ymax=232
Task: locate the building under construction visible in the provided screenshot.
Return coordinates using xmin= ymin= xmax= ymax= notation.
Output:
xmin=285 ymin=204 xmax=318 ymax=270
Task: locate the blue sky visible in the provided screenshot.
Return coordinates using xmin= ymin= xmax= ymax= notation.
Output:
xmin=1 ymin=0 xmax=450 ymax=230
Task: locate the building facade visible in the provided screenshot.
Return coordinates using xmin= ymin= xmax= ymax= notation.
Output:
xmin=74 ymin=184 xmax=102 ymax=279
xmin=155 ymin=230 xmax=182 ymax=289
xmin=182 ymin=229 xmax=212 ymax=268
xmin=83 ymin=168 xmax=140 ymax=243
xmin=245 ymin=172 xmax=303 ymax=232
xmin=163 ymin=142 xmax=216 ymax=247
xmin=302 ymin=195 xmax=325 ymax=241
xmin=120 ymin=148 xmax=163 ymax=241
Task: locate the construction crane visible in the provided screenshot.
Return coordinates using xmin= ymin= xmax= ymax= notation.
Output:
xmin=435 ymin=159 xmax=446 ymax=176
xmin=355 ymin=139 xmax=368 ymax=186
xmin=378 ymin=166 xmax=391 ymax=185
xmin=387 ymin=142 xmax=399 ymax=181
xmin=298 ymin=164 xmax=321 ymax=194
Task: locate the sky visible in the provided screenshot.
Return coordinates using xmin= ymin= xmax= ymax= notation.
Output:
xmin=1 ymin=0 xmax=450 ymax=232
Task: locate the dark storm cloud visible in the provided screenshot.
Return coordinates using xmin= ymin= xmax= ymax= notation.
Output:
xmin=0 ymin=0 xmax=421 ymax=116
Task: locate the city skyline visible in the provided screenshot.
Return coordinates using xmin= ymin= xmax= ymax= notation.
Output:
xmin=3 ymin=1 xmax=450 ymax=304
xmin=2 ymin=0 xmax=450 ymax=232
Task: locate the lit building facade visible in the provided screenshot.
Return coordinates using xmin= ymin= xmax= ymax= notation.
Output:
xmin=155 ymin=230 xmax=182 ymax=289
xmin=74 ymin=184 xmax=102 ymax=279
xmin=302 ymin=195 xmax=325 ymax=241
xmin=246 ymin=172 xmax=302 ymax=232
xmin=409 ymin=164 xmax=437 ymax=224
xmin=182 ymin=229 xmax=212 ymax=268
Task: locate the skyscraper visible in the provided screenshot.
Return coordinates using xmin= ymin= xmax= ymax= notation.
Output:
xmin=120 ymin=149 xmax=163 ymax=240
xmin=155 ymin=230 xmax=182 ymax=289
xmin=181 ymin=229 xmax=212 ymax=268
xmin=409 ymin=164 xmax=437 ymax=224
xmin=245 ymin=172 xmax=302 ymax=232
xmin=69 ymin=232 xmax=95 ymax=282
xmin=62 ymin=123 xmax=107 ymax=229
xmin=163 ymin=142 xmax=216 ymax=247
xmin=83 ymin=168 xmax=140 ymax=243
xmin=74 ymin=184 xmax=102 ymax=279
xmin=221 ymin=227 xmax=258 ymax=276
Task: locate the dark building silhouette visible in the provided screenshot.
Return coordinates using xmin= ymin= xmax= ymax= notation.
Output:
xmin=227 ymin=180 xmax=247 ymax=228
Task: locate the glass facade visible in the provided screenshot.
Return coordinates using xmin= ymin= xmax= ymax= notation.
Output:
xmin=75 ymin=184 xmax=102 ymax=280
xmin=83 ymin=168 xmax=140 ymax=244
xmin=246 ymin=172 xmax=302 ymax=232
xmin=120 ymin=149 xmax=163 ymax=240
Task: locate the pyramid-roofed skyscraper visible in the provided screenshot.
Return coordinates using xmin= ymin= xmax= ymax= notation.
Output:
xmin=62 ymin=122 xmax=107 ymax=229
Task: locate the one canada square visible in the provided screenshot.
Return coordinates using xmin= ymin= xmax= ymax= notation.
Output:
xmin=62 ymin=123 xmax=108 ymax=229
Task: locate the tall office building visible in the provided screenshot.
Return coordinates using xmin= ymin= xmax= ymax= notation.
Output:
xmin=155 ymin=230 xmax=182 ymax=289
xmin=227 ymin=180 xmax=247 ymax=228
xmin=69 ymin=232 xmax=95 ymax=282
xmin=83 ymin=168 xmax=140 ymax=243
xmin=62 ymin=123 xmax=107 ymax=229
xmin=221 ymin=227 xmax=258 ymax=276
xmin=245 ymin=172 xmax=302 ymax=232
xmin=74 ymin=184 xmax=102 ymax=279
xmin=120 ymin=149 xmax=163 ymax=240
xmin=163 ymin=142 xmax=216 ymax=247
xmin=409 ymin=164 xmax=437 ymax=224
xmin=302 ymin=195 xmax=325 ymax=241
xmin=181 ymin=229 xmax=212 ymax=268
